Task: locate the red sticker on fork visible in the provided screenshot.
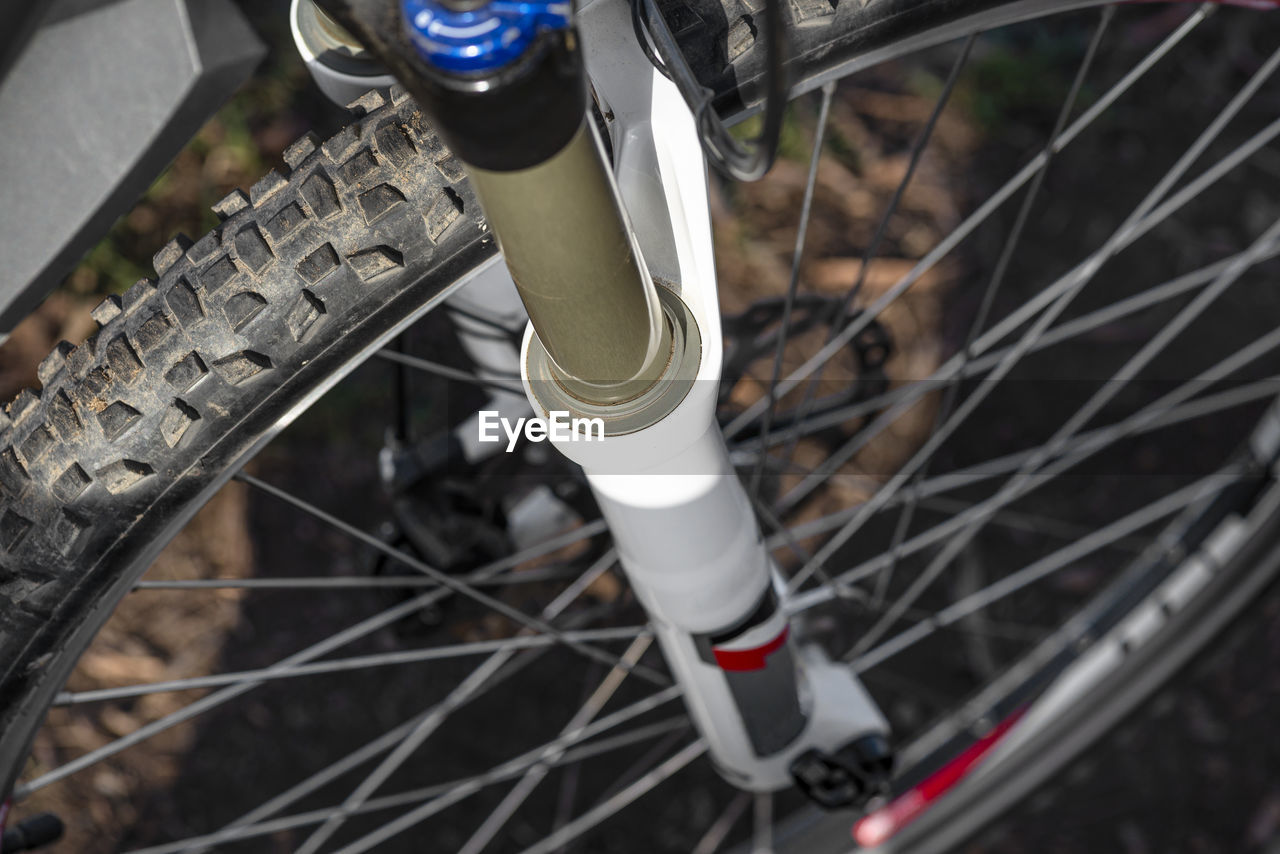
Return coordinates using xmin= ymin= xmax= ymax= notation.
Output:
xmin=712 ymin=626 xmax=790 ymax=671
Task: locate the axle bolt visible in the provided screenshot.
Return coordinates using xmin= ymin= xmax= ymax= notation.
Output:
xmin=790 ymin=735 xmax=895 ymax=810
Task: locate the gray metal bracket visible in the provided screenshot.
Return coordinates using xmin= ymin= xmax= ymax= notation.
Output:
xmin=0 ymin=0 xmax=266 ymax=335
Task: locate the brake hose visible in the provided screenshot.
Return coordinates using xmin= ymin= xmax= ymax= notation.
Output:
xmin=631 ymin=0 xmax=792 ymax=182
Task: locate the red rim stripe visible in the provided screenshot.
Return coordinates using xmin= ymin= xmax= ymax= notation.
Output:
xmin=852 ymin=708 xmax=1025 ymax=848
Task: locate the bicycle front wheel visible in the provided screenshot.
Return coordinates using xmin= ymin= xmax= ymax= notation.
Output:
xmin=3 ymin=2 xmax=1280 ymax=852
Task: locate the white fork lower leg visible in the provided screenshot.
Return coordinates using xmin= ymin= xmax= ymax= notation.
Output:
xmin=524 ymin=335 xmax=887 ymax=789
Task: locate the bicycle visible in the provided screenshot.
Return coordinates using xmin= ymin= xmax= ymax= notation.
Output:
xmin=2 ymin=0 xmax=1280 ymax=851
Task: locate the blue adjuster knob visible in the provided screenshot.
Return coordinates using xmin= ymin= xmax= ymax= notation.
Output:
xmin=402 ymin=1 xmax=573 ymax=73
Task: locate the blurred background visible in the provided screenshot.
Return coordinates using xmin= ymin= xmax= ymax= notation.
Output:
xmin=2 ymin=0 xmax=1280 ymax=851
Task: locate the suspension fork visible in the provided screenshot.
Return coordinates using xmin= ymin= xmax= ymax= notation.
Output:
xmin=318 ymin=0 xmax=891 ymax=797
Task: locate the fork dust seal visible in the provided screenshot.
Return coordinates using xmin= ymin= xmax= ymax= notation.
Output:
xmin=695 ymin=588 xmax=809 ymax=757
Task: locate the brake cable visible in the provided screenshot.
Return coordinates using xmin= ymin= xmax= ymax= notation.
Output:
xmin=631 ymin=0 xmax=791 ymax=182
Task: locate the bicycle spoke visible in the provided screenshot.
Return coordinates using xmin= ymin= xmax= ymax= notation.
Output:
xmin=131 ymin=566 xmax=583 ymax=592
xmin=777 ymin=31 xmax=976 ymax=472
xmin=184 ymin=713 xmax=443 ymax=854
xmin=50 ymin=627 xmax=648 ymax=707
xmin=752 ymin=490 xmax=864 ymax=606
xmin=445 ymin=302 xmax=525 ymax=338
xmin=784 ymin=64 xmax=1280 ymax=591
xmin=757 ymin=494 xmax=1059 ymax=640
xmin=238 ymin=473 xmax=666 ymax=686
xmin=833 ymin=322 xmax=1280 ymax=632
xmin=549 ymin=671 xmax=600 ymax=844
xmin=691 ymin=792 xmax=751 ymax=854
xmin=752 ymin=791 xmax=773 ymax=854
xmin=288 ymin=662 xmax=520 ymax=854
xmin=758 ymin=494 xmax=1054 ymax=641
xmin=292 ymin=549 xmax=641 ymax=854
xmin=777 ymin=374 xmax=1279 ymax=563
xmin=374 ymin=348 xmax=524 ymax=394
xmin=917 ymin=495 xmax=1145 ymax=553
xmin=749 ymin=81 xmax=836 ymax=503
xmin=976 ymin=7 xmax=1112 ymax=348
xmin=123 ymin=696 xmax=686 ymax=854
xmin=473 ymin=518 xmax=609 ymax=576
xmin=876 ymin=7 xmax=1112 ymax=607
xmin=301 ymin=685 xmax=684 ymax=854
xmin=960 ymin=102 xmax=1280 ymax=374
xmin=741 ymin=238 xmax=1280 ymax=455
xmin=15 ymin=586 xmax=452 ymax=798
xmin=786 ymin=335 xmax=1280 ymax=618
xmin=756 ymin=486 xmax=1054 ymax=632
xmin=782 ymin=109 xmax=1280 ymax=514
xmin=34 ymin=549 xmax=614 ymax=850
xmin=18 ymin=522 xmax=619 ymax=804
xmin=753 ymin=491 xmax=814 ymax=565
xmin=722 ymin=4 xmax=1212 ymax=442
xmin=588 ymin=725 xmax=691 ymax=807
xmin=851 ymin=472 xmax=1237 ymax=671
xmin=206 ymin=643 xmax=669 ymax=850
xmin=513 ymin=740 xmax=708 ymax=854
xmin=455 ymin=636 xmax=655 ymax=854
xmin=853 ymin=211 xmax=1280 ymax=657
